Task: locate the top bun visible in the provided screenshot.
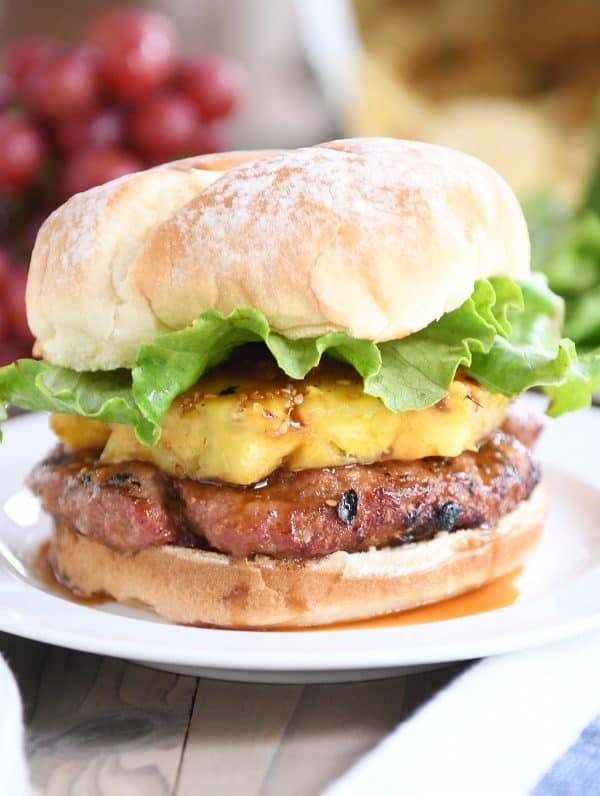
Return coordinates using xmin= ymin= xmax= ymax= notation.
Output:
xmin=27 ymin=139 xmax=530 ymax=371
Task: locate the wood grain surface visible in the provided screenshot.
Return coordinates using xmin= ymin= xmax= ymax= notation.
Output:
xmin=0 ymin=631 xmax=466 ymax=796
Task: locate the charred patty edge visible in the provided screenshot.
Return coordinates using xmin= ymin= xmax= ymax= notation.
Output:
xmin=29 ymin=428 xmax=541 ymax=560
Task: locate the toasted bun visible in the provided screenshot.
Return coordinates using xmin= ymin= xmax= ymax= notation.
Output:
xmin=51 ymin=485 xmax=546 ymax=628
xmin=27 ymin=138 xmax=530 ymax=371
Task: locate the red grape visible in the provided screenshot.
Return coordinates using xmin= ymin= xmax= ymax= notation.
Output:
xmin=23 ymin=211 xmax=49 ymax=251
xmin=86 ymin=10 xmax=178 ymax=100
xmin=129 ymin=93 xmax=199 ymax=159
xmin=0 ymin=304 xmax=8 ymax=342
xmin=179 ymin=56 xmax=245 ymax=119
xmin=61 ymin=146 xmax=143 ymax=197
xmin=5 ymin=36 xmax=57 ymax=89
xmin=23 ymin=48 xmax=99 ymax=118
xmin=0 ymin=247 xmax=12 ymax=293
xmin=5 ymin=267 xmax=32 ymax=342
xmin=0 ymin=114 xmax=45 ymax=189
xmin=192 ymin=118 xmax=228 ymax=154
xmin=55 ymin=105 xmax=125 ymax=153
xmin=0 ymin=338 xmax=31 ymax=366
xmin=0 ymin=75 xmax=14 ymax=108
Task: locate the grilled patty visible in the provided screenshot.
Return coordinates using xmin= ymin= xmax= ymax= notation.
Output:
xmin=29 ymin=403 xmax=542 ymax=560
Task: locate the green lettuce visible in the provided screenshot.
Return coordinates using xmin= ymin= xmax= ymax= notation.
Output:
xmin=0 ymin=360 xmax=157 ymax=442
xmin=1 ymin=276 xmax=598 ymax=446
xmin=131 ymin=308 xmax=383 ymax=430
xmin=468 ymin=278 xmax=600 ymax=415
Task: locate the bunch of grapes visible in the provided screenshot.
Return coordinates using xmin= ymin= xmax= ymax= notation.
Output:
xmin=0 ymin=8 xmax=245 ymax=365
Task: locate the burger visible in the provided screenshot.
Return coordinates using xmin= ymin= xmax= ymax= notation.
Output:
xmin=1 ymin=138 xmax=598 ymax=628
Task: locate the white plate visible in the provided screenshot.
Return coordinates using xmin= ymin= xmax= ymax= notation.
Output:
xmin=1 ymin=399 xmax=599 ymax=683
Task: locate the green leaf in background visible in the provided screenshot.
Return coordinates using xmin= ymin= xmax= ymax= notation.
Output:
xmin=564 ymin=286 xmax=600 ymax=344
xmin=522 ymin=191 xmax=572 ymax=273
xmin=524 ymin=96 xmax=600 ymax=350
xmin=1 ymin=277 xmax=598 ymax=446
xmin=524 ymin=196 xmax=600 ymax=349
xmin=580 ymin=96 xmax=600 ymax=216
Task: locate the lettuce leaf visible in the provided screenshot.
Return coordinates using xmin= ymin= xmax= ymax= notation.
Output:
xmin=362 ymin=278 xmax=521 ymax=410
xmin=1 ymin=276 xmax=598 ymax=446
xmin=468 ymin=277 xmax=600 ymax=414
xmin=0 ymin=360 xmax=157 ymax=443
xmin=131 ymin=308 xmax=383 ymax=428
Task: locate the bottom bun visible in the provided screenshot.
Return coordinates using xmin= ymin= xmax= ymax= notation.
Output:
xmin=52 ymin=484 xmax=548 ymax=628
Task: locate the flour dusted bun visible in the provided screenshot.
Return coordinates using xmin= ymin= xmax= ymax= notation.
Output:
xmin=27 ymin=138 xmax=530 ymax=372
xmin=51 ymin=485 xmax=546 ymax=628
xmin=27 ymin=149 xmax=278 ymax=371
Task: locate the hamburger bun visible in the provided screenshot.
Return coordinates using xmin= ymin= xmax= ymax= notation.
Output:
xmin=51 ymin=483 xmax=547 ymax=628
xmin=154 ymin=148 xmax=285 ymax=172
xmin=27 ymin=138 xmax=529 ymax=372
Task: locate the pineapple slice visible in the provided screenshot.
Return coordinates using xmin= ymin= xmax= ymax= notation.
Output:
xmin=50 ymin=414 xmax=111 ymax=450
xmin=94 ymin=356 xmax=508 ymax=485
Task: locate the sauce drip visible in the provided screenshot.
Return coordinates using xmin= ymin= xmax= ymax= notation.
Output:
xmin=194 ymin=569 xmax=522 ymax=631
xmin=302 ymin=570 xmax=521 ymax=632
xmin=31 ymin=541 xmax=111 ymax=606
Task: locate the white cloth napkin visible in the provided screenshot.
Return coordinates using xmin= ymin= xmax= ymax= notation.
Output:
xmin=324 ymin=630 xmax=600 ymax=796
xmin=0 ymin=654 xmax=33 ymax=796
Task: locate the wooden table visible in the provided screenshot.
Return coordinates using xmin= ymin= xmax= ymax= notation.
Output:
xmin=1 ymin=630 xmax=467 ymax=795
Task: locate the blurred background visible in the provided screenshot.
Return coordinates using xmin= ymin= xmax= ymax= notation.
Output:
xmin=1 ymin=0 xmax=600 ymax=365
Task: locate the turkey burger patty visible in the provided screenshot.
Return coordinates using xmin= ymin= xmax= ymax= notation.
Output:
xmin=29 ymin=404 xmax=541 ymax=559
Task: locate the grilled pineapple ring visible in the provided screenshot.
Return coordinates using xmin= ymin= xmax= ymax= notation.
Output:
xmin=51 ymin=354 xmax=508 ymax=485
